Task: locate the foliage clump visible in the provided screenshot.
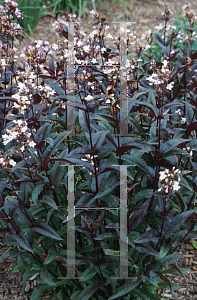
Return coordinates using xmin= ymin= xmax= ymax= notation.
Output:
xmin=0 ymin=1 xmax=197 ymax=299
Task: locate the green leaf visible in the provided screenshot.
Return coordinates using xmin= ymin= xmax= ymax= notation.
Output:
xmin=133 ymin=289 xmax=152 ymax=300
xmin=94 ymin=232 xmax=117 ymax=240
xmin=148 ymin=88 xmax=156 ymax=106
xmin=40 ymin=266 xmax=55 ymax=286
xmin=160 ymin=138 xmax=191 ymax=155
xmin=79 ymin=267 xmax=97 ymax=281
xmin=171 ymin=263 xmax=188 ymax=289
xmin=78 ymin=282 xmax=100 ymax=300
xmin=30 ymin=284 xmax=52 ymax=300
xmin=109 ymin=277 xmax=144 ymax=299
xmin=32 ymin=183 xmax=45 ymax=207
xmin=45 ymin=80 xmax=65 ymax=95
xmin=32 ymin=221 xmax=63 ymax=240
xmin=40 ymin=196 xmax=58 ymax=210
xmin=162 ymin=210 xmax=195 ymax=239
xmin=71 ymin=290 xmax=81 ymax=300
xmin=135 ymin=244 xmax=160 ymax=257
xmin=0 ymin=249 xmax=19 ymax=263
xmin=22 ymin=264 xmax=32 ymax=289
xmin=13 ymin=231 xmax=34 ymax=253
xmin=134 ymin=229 xmax=160 ymax=244
xmin=122 ymin=154 xmax=155 ymax=178
xmin=191 ymin=240 xmax=197 ymax=249
xmin=43 ymin=250 xmax=57 ymax=265
xmin=155 ymin=253 xmax=183 ymax=268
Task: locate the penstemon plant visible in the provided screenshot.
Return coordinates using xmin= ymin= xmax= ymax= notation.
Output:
xmin=0 ymin=1 xmax=197 ymax=300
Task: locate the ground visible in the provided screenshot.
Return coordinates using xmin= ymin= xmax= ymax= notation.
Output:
xmin=1 ymin=0 xmax=197 ymax=299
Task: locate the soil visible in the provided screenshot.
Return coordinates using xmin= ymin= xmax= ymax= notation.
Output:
xmin=1 ymin=0 xmax=197 ymax=299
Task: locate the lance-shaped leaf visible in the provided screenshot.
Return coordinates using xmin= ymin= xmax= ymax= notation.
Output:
xmin=91 ymin=113 xmax=118 ymax=128
xmin=32 ymin=183 xmax=45 ymax=206
xmin=97 ymin=162 xmax=134 ymax=180
xmin=155 ymin=253 xmax=183 ymax=268
xmin=67 ymin=146 xmax=91 ymax=158
xmin=40 ymin=196 xmax=58 ymax=210
xmin=45 ymin=79 xmax=65 ymax=95
xmin=160 ymin=138 xmax=191 ymax=155
xmin=79 ymin=267 xmax=97 ymax=281
xmin=134 ymin=229 xmax=160 ymax=244
xmin=91 ymin=171 xmax=111 ymax=193
xmin=94 ymin=232 xmax=118 ymax=240
xmin=52 ymin=157 xmax=93 ymax=172
xmin=109 ymin=277 xmax=144 ymax=299
xmin=13 ymin=231 xmax=33 ymax=253
xmin=32 ymin=221 xmax=63 ymax=240
xmin=128 ymin=91 xmax=148 ymax=112
xmin=158 ymin=273 xmax=174 ymax=296
xmin=92 ymin=130 xmax=109 ymax=151
xmin=153 ymin=32 xmax=170 ymax=56
xmin=78 ymin=282 xmax=100 ymax=300
xmin=91 ymin=211 xmax=105 ymax=232
xmin=133 ymin=289 xmax=153 ymax=300
xmin=116 ymin=142 xmax=152 ymax=154
xmin=30 ymin=284 xmax=52 ymax=300
xmin=135 ymin=244 xmax=160 ymax=257
xmin=43 ymin=250 xmax=57 ymax=265
xmin=122 ymin=154 xmax=155 ymax=178
xmin=75 ymin=193 xmax=94 ymax=208
xmin=128 ymin=199 xmax=150 ymax=231
xmin=0 ymin=249 xmax=20 ymax=263
xmin=162 ymin=210 xmax=195 ymax=239
xmin=137 ymin=101 xmax=160 ymax=117
xmin=40 ymin=266 xmax=55 ymax=286
xmin=171 ymin=263 xmax=188 ymax=289
xmin=72 ymin=225 xmax=92 ymax=234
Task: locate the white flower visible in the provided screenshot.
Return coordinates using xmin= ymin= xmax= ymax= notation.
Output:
xmin=147 ymin=73 xmax=164 ymax=85
xmin=175 ymin=109 xmax=181 ymax=115
xmin=21 ymin=145 xmax=25 ymax=152
xmin=83 ymin=45 xmax=90 ymax=52
xmin=29 ymin=141 xmax=36 ymax=148
xmin=101 ymin=47 xmax=106 ymax=53
xmin=166 ymin=82 xmax=174 ymax=90
xmin=155 ymin=24 xmax=163 ymax=31
xmin=91 ymin=58 xmax=97 ymax=64
xmin=90 ymin=9 xmax=95 ymax=14
xmin=21 ymin=126 xmax=28 ymax=133
xmin=172 ymin=181 xmax=180 ymax=191
xmin=106 ymin=33 xmax=113 ymax=39
xmin=119 ymin=27 xmax=125 ymax=32
xmin=162 ymin=60 xmax=168 ymax=68
xmin=159 ymin=170 xmax=168 ymax=181
xmin=52 ymin=43 xmax=58 ymax=50
xmin=89 ymin=30 xmax=98 ymax=38
xmin=181 ymin=117 xmax=186 ymax=123
xmin=77 ymin=40 xmax=83 ymax=46
xmin=84 ymin=95 xmax=94 ymax=101
xmin=9 ymin=159 xmax=16 ymax=167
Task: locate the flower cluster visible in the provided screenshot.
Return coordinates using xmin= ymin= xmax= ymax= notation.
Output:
xmin=0 ymin=0 xmax=23 ymax=38
xmin=182 ymin=146 xmax=194 ymax=157
xmin=11 ymin=81 xmax=31 ymax=114
xmin=158 ymin=167 xmax=181 ymax=194
xmin=175 ymin=109 xmax=186 ymax=123
xmin=147 ymin=59 xmax=174 ymax=93
xmin=0 ymin=152 xmax=16 ymax=168
xmin=2 ymin=119 xmax=36 ymax=151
